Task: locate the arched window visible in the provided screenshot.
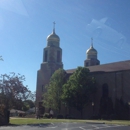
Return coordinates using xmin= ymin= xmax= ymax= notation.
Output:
xmin=44 ymin=50 xmax=48 ymax=62
xmin=102 ymin=83 xmax=109 ymax=98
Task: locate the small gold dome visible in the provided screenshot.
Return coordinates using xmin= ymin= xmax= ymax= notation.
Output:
xmin=87 ymin=45 xmax=97 ymax=54
xmin=47 ymin=30 xmax=60 ymax=42
xmin=87 ymin=38 xmax=97 ymax=54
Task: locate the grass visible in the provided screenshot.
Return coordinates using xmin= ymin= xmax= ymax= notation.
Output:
xmin=10 ymin=118 xmax=85 ymax=125
xmin=10 ymin=118 xmax=130 ymax=126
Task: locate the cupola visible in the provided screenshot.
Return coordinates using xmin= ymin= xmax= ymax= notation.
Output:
xmin=47 ymin=22 xmax=60 ymax=47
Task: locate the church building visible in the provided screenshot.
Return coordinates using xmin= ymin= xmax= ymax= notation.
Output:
xmin=36 ymin=24 xmax=130 ymax=119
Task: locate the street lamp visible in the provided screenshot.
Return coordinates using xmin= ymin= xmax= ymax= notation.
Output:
xmin=92 ymin=102 xmax=94 ymax=116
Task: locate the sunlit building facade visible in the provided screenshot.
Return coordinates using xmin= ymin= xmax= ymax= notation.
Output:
xmin=36 ymin=24 xmax=130 ymax=119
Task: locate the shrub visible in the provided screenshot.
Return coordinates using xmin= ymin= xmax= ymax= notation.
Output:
xmin=109 ymin=114 xmax=117 ymax=120
xmin=65 ymin=114 xmax=75 ymax=119
xmin=0 ymin=115 xmax=6 ymax=126
xmin=57 ymin=114 xmax=64 ymax=119
xmin=101 ymin=115 xmax=108 ymax=120
xmin=43 ymin=113 xmax=50 ymax=118
xmin=90 ymin=115 xmax=100 ymax=120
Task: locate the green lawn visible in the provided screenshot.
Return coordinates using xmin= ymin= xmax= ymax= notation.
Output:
xmin=10 ymin=118 xmax=79 ymax=125
xmin=10 ymin=118 xmax=130 ymax=126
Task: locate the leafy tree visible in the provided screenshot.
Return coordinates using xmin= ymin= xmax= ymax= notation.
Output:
xmin=43 ymin=68 xmax=66 ymax=113
xmin=62 ymin=67 xmax=97 ymax=118
xmin=22 ymin=100 xmax=35 ymax=111
xmin=0 ymin=73 xmax=32 ymax=112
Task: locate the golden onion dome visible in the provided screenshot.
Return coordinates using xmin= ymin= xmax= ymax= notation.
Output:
xmin=87 ymin=46 xmax=97 ymax=54
xmin=47 ymin=22 xmax=60 ymax=42
xmin=86 ymin=38 xmax=97 ymax=54
xmin=47 ymin=30 xmax=60 ymax=42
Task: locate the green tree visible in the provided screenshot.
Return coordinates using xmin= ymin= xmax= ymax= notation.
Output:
xmin=43 ymin=68 xmax=66 ymax=113
xmin=22 ymin=100 xmax=35 ymax=111
xmin=62 ymin=67 xmax=97 ymax=118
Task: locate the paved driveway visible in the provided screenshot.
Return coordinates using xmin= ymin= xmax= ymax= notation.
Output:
xmin=0 ymin=122 xmax=130 ymax=130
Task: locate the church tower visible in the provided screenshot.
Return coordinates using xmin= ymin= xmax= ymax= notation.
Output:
xmin=84 ymin=38 xmax=100 ymax=67
xmin=36 ymin=22 xmax=63 ymax=105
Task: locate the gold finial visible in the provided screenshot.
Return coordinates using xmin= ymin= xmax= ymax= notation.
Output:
xmin=91 ymin=37 xmax=93 ymax=47
xmin=53 ymin=21 xmax=56 ymax=33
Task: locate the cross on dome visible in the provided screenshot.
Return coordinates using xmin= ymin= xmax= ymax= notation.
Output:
xmin=53 ymin=21 xmax=56 ymax=33
xmin=91 ymin=37 xmax=93 ymax=47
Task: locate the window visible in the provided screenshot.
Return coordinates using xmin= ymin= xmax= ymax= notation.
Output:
xmin=102 ymin=83 xmax=109 ymax=98
xmin=42 ymin=85 xmax=44 ymax=92
xmin=44 ymin=50 xmax=48 ymax=62
xmin=57 ymin=50 xmax=60 ymax=62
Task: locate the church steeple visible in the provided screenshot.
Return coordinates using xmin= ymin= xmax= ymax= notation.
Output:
xmin=36 ymin=23 xmax=63 ymax=106
xmin=43 ymin=22 xmax=63 ymax=66
xmin=47 ymin=22 xmax=60 ymax=47
xmin=84 ymin=38 xmax=100 ymax=67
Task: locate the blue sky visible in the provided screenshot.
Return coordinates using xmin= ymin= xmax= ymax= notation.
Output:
xmin=0 ymin=0 xmax=130 ymax=92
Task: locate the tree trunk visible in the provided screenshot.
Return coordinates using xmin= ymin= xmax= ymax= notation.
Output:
xmin=58 ymin=109 xmax=61 ymax=114
xmin=58 ymin=106 xmax=61 ymax=114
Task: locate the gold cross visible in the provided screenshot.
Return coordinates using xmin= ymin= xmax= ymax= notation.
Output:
xmin=53 ymin=21 xmax=56 ymax=29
